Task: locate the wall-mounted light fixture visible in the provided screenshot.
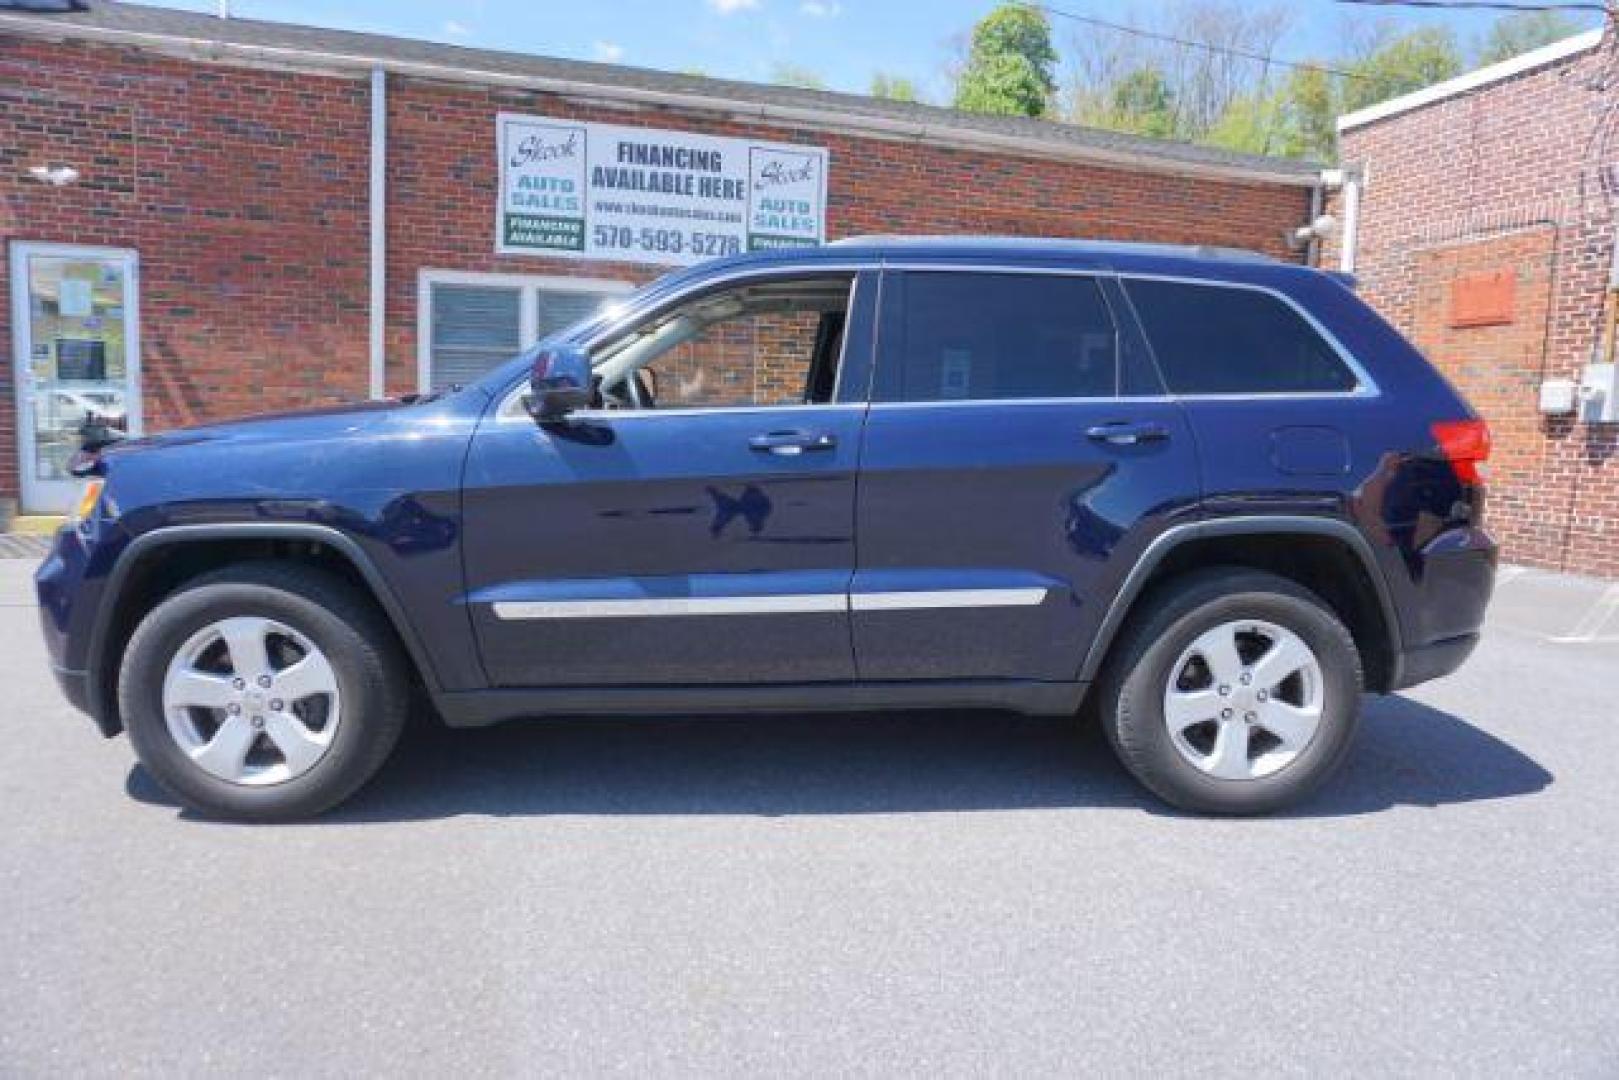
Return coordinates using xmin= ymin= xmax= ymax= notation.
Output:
xmin=27 ymin=165 xmax=80 ymax=187
xmin=1287 ymin=214 xmax=1338 ymax=252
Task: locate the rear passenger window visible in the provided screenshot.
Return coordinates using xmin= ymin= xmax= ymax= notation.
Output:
xmin=878 ymin=272 xmax=1118 ymax=402
xmin=1126 ymin=279 xmax=1358 ymax=395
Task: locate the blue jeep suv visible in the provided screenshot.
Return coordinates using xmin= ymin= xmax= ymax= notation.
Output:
xmin=35 ymin=237 xmax=1496 ymax=820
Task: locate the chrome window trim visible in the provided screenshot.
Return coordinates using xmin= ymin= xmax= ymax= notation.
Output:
xmin=1114 ymin=271 xmax=1379 ymax=400
xmin=496 ymin=261 xmax=876 ymax=419
xmin=877 ymin=264 xmax=1131 ymax=405
xmin=494 ymin=257 xmax=1379 ymax=418
xmin=882 ymin=262 xmax=1377 ymax=401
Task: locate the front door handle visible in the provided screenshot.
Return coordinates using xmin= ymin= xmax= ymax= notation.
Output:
xmin=1086 ymin=421 xmax=1170 ymax=446
xmin=749 ymin=430 xmax=838 ymax=456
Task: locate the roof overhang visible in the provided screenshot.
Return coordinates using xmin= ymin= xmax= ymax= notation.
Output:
xmin=1337 ymin=28 xmax=1606 ymax=134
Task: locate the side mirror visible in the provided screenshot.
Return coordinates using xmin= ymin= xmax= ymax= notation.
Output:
xmin=78 ymin=412 xmax=127 ymax=454
xmin=525 ymin=345 xmax=592 ymax=423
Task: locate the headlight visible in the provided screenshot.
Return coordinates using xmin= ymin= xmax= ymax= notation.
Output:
xmin=69 ymin=478 xmax=105 ymax=529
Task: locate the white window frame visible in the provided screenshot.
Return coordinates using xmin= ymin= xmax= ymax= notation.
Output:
xmin=416 ymin=269 xmax=632 ymax=395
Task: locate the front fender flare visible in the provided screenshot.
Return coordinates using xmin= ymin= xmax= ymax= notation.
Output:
xmin=86 ymin=522 xmax=444 ymax=734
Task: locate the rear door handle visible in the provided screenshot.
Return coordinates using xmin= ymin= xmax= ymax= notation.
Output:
xmin=1086 ymin=421 xmax=1169 ymax=446
xmin=748 ymin=430 xmax=837 ymax=456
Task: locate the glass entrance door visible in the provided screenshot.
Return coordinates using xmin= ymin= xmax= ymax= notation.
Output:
xmin=9 ymin=244 xmax=140 ymax=512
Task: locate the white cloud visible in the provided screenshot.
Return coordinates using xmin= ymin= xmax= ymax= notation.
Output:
xmin=706 ymin=0 xmax=759 ymax=13
xmin=799 ymin=0 xmax=840 ymax=15
xmin=593 ymin=40 xmax=625 ymax=62
xmin=442 ymin=19 xmax=470 ymax=37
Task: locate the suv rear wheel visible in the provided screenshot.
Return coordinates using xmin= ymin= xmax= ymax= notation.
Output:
xmin=118 ymin=562 xmax=408 ymax=821
xmin=1099 ymin=568 xmax=1363 ymax=815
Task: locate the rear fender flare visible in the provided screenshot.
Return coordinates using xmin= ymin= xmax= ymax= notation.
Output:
xmin=1078 ymin=515 xmax=1403 ymax=685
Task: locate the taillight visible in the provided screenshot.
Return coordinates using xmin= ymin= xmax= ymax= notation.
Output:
xmin=1431 ymin=419 xmax=1491 ymax=485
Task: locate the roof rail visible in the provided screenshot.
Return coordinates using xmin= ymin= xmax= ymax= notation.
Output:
xmin=827 ymin=235 xmax=1277 ymax=263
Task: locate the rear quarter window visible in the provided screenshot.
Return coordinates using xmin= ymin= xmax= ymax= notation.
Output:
xmin=1125 ymin=278 xmax=1359 ymax=396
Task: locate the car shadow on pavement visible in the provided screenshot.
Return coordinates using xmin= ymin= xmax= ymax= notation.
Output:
xmin=126 ymin=693 xmax=1552 ymax=823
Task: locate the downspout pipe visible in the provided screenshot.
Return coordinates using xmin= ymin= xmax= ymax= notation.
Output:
xmin=1338 ymin=169 xmax=1362 ymax=276
xmin=1605 ymin=226 xmax=1619 ymax=366
xmin=1306 ymin=177 xmax=1325 ymax=267
xmin=368 ymin=66 xmax=386 ymax=399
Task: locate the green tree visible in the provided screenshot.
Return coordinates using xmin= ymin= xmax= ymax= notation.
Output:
xmin=1479 ymin=11 xmax=1582 ymax=66
xmin=770 ymin=62 xmax=827 ymax=90
xmin=953 ymin=3 xmax=1058 ymax=117
xmin=870 ymin=72 xmax=922 ymax=102
xmin=1205 ymin=91 xmax=1280 ymax=155
xmin=1342 ymin=27 xmax=1463 ymax=113
xmin=1110 ymin=67 xmax=1176 ymax=138
xmin=1276 ymin=65 xmax=1337 ymax=161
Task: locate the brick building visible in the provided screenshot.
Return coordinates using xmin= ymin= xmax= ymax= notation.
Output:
xmin=1325 ymin=26 xmax=1619 ymax=577
xmin=0 ymin=2 xmax=1320 ymax=515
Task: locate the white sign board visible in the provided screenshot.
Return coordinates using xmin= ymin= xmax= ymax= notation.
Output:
xmin=497 ymin=114 xmax=828 ymax=267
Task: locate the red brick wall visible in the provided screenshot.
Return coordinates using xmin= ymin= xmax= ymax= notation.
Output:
xmin=648 ymin=309 xmax=828 ymax=408
xmin=0 ymin=38 xmax=373 ymax=508
xmin=1410 ymin=229 xmax=1567 ymax=560
xmin=1325 ymin=32 xmax=1619 ymax=576
xmin=1 ymin=34 xmax=1312 ymax=508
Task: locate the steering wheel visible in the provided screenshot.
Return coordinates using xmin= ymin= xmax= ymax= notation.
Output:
xmin=598 ymin=371 xmax=658 ymax=411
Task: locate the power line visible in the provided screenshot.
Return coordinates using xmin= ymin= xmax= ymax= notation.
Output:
xmin=1333 ymin=0 xmax=1610 ymax=12
xmin=1024 ymin=2 xmax=1374 ymax=81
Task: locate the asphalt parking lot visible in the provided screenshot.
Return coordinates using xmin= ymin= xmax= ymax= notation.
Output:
xmin=2 ymin=556 xmax=1617 ymax=1077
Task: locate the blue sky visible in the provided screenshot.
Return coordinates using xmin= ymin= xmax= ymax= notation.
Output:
xmin=143 ymin=0 xmax=1603 ymax=101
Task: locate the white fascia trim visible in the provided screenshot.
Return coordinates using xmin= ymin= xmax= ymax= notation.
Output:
xmin=1337 ymin=29 xmax=1605 ymax=133
xmin=0 ymin=13 xmax=1318 ymax=189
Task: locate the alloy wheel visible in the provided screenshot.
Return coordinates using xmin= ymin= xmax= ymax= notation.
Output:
xmin=1161 ymin=619 xmax=1324 ymax=781
xmin=161 ymin=616 xmax=342 ymax=786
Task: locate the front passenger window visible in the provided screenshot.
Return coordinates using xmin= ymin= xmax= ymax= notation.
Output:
xmin=877 ymin=272 xmax=1120 ymax=402
xmin=591 ymin=275 xmax=854 ymax=410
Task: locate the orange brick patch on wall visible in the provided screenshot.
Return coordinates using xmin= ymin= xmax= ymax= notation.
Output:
xmin=1449 ymin=269 xmax=1516 ymax=329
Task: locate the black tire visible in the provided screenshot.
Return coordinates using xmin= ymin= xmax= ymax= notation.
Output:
xmin=118 ymin=562 xmax=409 ymax=821
xmin=1098 ymin=568 xmax=1363 ymax=815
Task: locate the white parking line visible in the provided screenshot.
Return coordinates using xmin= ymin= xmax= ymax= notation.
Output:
xmin=1550 ymin=583 xmax=1619 ymax=644
xmin=1494 ymin=565 xmax=1530 ymax=587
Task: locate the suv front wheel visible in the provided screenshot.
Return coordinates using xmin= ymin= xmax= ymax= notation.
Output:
xmin=1100 ymin=568 xmax=1363 ymax=815
xmin=118 ymin=562 xmax=409 ymax=821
